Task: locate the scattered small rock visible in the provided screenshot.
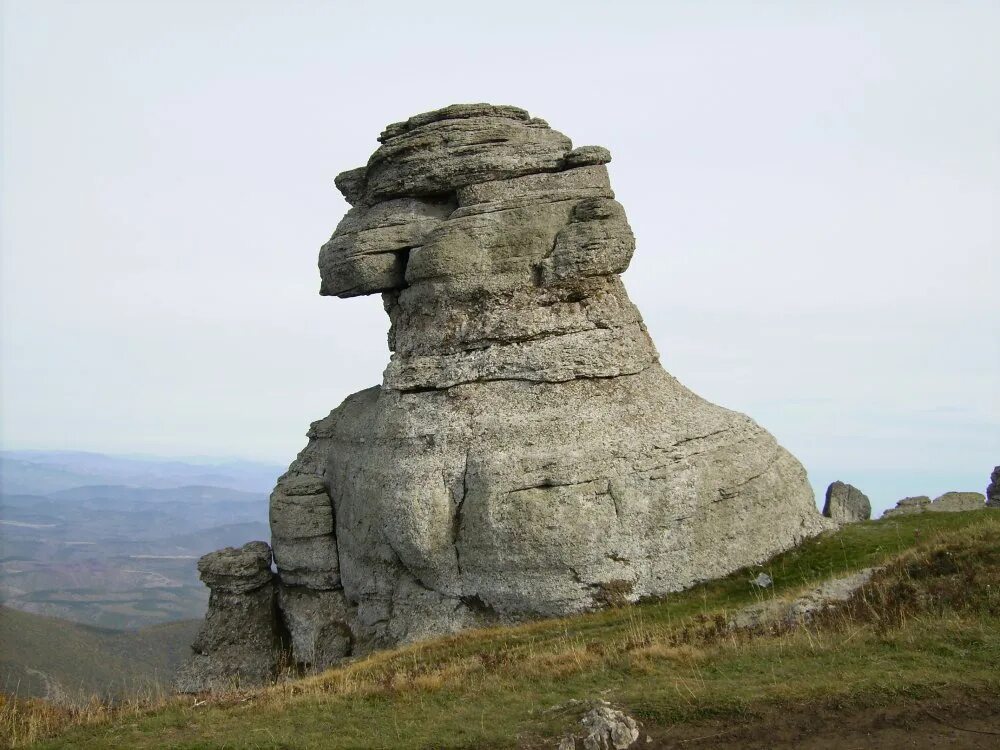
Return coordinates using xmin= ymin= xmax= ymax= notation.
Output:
xmin=928 ymin=491 xmax=985 ymax=513
xmin=882 ymin=495 xmax=932 ymax=517
xmin=580 ymin=703 xmax=640 ymax=750
xmin=752 ymin=572 xmax=773 ymax=588
xmin=557 ymin=702 xmax=641 ymax=749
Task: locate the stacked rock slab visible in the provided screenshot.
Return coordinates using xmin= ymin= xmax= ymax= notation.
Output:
xmin=176 ymin=542 xmax=286 ymax=692
xmin=821 ymin=481 xmax=871 ymax=524
xmin=192 ymin=104 xmax=832 ymax=682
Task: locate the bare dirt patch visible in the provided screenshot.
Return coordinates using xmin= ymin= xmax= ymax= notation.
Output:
xmin=645 ymin=692 xmax=1000 ymax=749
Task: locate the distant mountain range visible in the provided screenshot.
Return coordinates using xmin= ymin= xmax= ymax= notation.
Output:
xmin=0 ymin=450 xmax=284 ymax=630
xmin=1 ymin=450 xmax=283 ymax=495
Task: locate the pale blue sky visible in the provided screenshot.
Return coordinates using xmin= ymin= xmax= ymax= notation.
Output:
xmin=2 ymin=1 xmax=998 ymax=513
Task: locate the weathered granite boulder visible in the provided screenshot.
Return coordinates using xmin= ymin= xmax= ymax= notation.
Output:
xmin=987 ymin=467 xmax=1000 ymax=507
xmin=176 ymin=542 xmax=286 ymax=692
xmin=821 ymin=481 xmax=871 ymax=523
xmin=190 ymin=104 xmax=832 ymax=681
xmin=882 ymin=492 xmax=986 ymax=518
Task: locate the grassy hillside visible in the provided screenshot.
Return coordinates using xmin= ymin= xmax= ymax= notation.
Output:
xmin=5 ymin=510 xmax=998 ymax=749
xmin=0 ymin=608 xmax=198 ymax=704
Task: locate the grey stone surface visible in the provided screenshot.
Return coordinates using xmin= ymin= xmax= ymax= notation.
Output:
xmin=377 ymin=103 xmax=531 ymax=143
xmin=269 ymin=467 xmax=340 ymax=590
xmin=195 ymin=541 xmax=273 ymax=594
xmin=271 ymin=533 xmax=340 ymax=589
xmin=988 ymin=466 xmax=1000 ymax=507
xmin=277 ymin=586 xmax=352 ymax=671
xmin=319 ymin=198 xmax=454 ymax=297
xmin=363 ymin=106 xmax=572 ymax=204
xmin=187 ymin=104 xmax=832 ymax=685
xmin=883 ymin=492 xmax=986 ymax=517
xmin=821 ymin=481 xmax=871 ymax=524
xmin=897 ymin=495 xmax=932 ymax=508
xmin=928 ymin=491 xmax=985 ymax=512
xmin=455 ymin=164 xmax=612 ymax=207
xmin=731 ymin=568 xmax=876 ymax=630
xmin=882 ymin=495 xmax=932 ymax=518
xmin=176 ymin=542 xmax=286 ymax=692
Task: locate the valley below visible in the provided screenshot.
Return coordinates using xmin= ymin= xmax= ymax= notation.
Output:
xmin=0 ymin=451 xmax=281 ymax=703
xmin=0 ymin=450 xmax=278 ymax=629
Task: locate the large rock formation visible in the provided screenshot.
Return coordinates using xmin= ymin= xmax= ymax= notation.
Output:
xmin=821 ymin=481 xmax=871 ymax=524
xmin=183 ymin=104 xmax=831 ymax=686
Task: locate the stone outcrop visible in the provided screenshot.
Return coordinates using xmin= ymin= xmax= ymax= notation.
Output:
xmin=882 ymin=492 xmax=986 ymax=518
xmin=186 ymin=104 xmax=832 ymax=685
xmin=882 ymin=495 xmax=931 ymax=517
xmin=987 ymin=467 xmax=1000 ymax=507
xmin=821 ymin=481 xmax=871 ymax=524
xmin=176 ymin=542 xmax=286 ymax=692
xmin=929 ymin=492 xmax=987 ymax=512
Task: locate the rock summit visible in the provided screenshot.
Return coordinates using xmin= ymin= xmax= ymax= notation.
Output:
xmin=181 ymin=104 xmax=830 ymax=688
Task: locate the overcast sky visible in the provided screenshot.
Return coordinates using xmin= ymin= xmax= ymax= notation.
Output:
xmin=2 ymin=1 xmax=997 ymax=513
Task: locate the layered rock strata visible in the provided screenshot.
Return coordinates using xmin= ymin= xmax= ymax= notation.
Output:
xmin=186 ymin=104 xmax=832 ymax=686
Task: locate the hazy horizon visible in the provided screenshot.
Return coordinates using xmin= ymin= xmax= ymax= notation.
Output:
xmin=1 ymin=447 xmax=990 ymax=517
xmin=3 ymin=2 xmax=998 ymax=516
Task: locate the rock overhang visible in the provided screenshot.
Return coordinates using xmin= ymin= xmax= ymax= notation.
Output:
xmin=320 ymin=103 xmax=621 ymax=300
